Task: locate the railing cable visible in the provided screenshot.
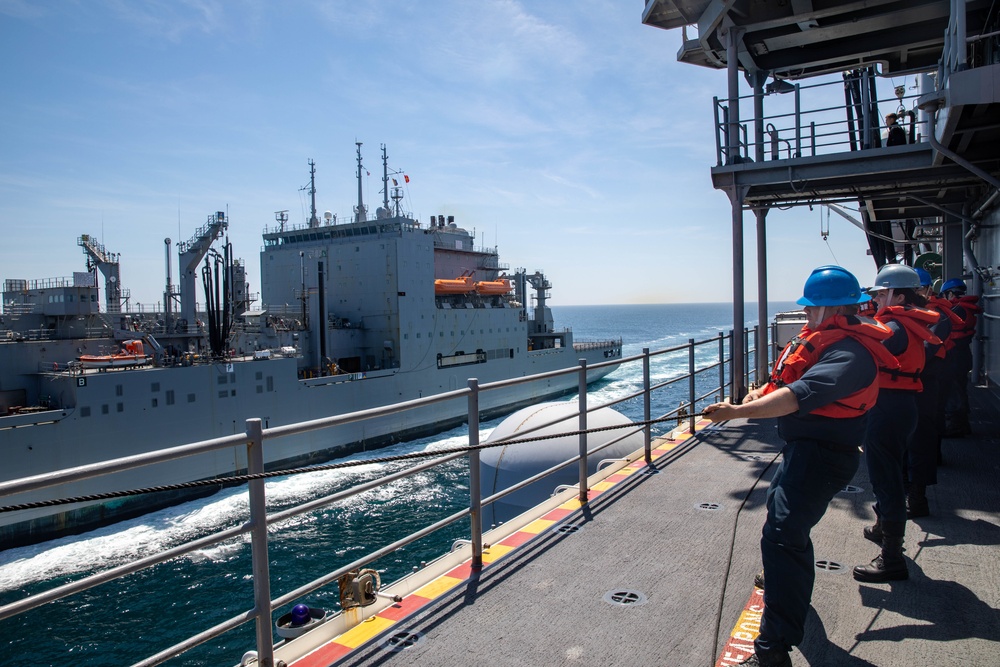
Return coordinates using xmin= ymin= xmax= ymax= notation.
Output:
xmin=0 ymin=413 xmax=712 ymax=514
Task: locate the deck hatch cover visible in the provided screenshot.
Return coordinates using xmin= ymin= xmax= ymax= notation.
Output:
xmin=381 ymin=630 xmax=425 ymax=651
xmin=815 ymin=560 xmax=845 ymax=574
xmin=603 ymin=589 xmax=648 ymax=606
xmin=554 ymin=523 xmax=584 ymax=534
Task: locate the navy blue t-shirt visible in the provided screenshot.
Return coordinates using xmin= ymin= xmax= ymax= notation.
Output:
xmin=777 ymin=336 xmax=878 ymax=447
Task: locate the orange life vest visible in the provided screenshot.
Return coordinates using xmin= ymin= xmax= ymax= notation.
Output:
xmin=874 ymin=305 xmax=942 ymax=390
xmin=763 ymin=314 xmax=899 ymax=418
xmin=948 ymin=295 xmax=983 ymax=345
xmin=926 ymin=295 xmax=963 ymax=357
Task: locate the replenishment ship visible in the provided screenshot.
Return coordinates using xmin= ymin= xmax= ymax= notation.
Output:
xmin=0 ymin=144 xmax=621 ymax=548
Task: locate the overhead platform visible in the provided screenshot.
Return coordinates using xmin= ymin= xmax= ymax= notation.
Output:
xmin=641 ymin=0 xmax=996 ymax=79
xmin=643 ymin=1 xmax=1000 ymax=225
xmin=709 ymin=142 xmax=995 ymax=222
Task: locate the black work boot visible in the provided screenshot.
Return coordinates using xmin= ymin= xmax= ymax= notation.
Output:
xmin=907 ymin=485 xmax=929 ymax=519
xmin=738 ymin=652 xmax=792 ymax=667
xmin=854 ymin=521 xmax=908 ymax=582
xmin=863 ymin=516 xmax=883 ymax=545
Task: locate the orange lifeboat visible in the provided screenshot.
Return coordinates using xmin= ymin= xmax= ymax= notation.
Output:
xmin=78 ymin=339 xmax=152 ymax=369
xmin=434 ymin=275 xmax=476 ymax=295
xmin=474 ymin=279 xmax=512 ymax=295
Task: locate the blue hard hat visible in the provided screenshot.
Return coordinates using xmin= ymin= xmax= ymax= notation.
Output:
xmin=914 ymin=267 xmax=932 ymax=287
xmin=796 ymin=265 xmax=871 ymax=307
xmin=940 ymin=278 xmax=967 ymax=294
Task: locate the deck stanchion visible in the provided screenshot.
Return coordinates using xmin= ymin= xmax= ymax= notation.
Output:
xmin=727 ymin=329 xmax=735 ymax=401
xmin=467 ymin=378 xmax=483 ymax=569
xmin=753 ymin=324 xmax=761 ymax=386
xmin=688 ymin=339 xmax=696 ymax=433
xmin=794 ymin=83 xmax=802 ymax=156
xmin=718 ymin=333 xmax=726 ymax=402
xmin=246 ymin=418 xmax=275 ymax=667
xmin=745 ymin=327 xmax=752 ymax=390
xmin=578 ymin=359 xmax=588 ymax=504
xmin=642 ymin=348 xmax=651 ymax=463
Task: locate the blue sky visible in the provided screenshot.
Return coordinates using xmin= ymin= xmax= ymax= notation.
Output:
xmin=0 ymin=1 xmax=882 ymax=307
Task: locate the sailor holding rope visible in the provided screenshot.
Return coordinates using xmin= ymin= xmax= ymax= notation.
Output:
xmin=704 ymin=265 xmax=897 ymax=667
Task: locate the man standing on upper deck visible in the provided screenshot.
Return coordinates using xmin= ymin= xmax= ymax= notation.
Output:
xmin=704 ymin=265 xmax=898 ymax=667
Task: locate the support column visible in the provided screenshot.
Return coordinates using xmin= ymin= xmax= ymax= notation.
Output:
xmin=731 ymin=188 xmax=747 ymax=404
xmin=725 ymin=25 xmax=744 ymax=164
xmin=942 ymin=215 xmax=964 ymax=280
xmin=750 ymin=71 xmax=767 ymax=163
xmin=755 ymin=207 xmax=769 ymax=384
xmin=725 ymin=24 xmax=747 ymax=403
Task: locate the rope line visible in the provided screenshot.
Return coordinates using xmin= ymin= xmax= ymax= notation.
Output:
xmin=0 ymin=412 xmax=712 ymax=514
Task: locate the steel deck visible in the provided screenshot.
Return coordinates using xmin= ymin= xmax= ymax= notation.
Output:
xmin=286 ymin=385 xmax=1000 ymax=667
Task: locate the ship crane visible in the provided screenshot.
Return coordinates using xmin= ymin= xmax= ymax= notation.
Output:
xmin=525 ymin=271 xmax=554 ymax=336
xmin=177 ymin=211 xmax=228 ymax=330
xmin=77 ymin=234 xmax=122 ymax=314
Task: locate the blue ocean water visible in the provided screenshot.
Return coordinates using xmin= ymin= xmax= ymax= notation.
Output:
xmin=0 ymin=302 xmax=796 ymax=667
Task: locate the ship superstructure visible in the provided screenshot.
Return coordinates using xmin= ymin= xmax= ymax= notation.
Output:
xmin=642 ymin=0 xmax=1000 ymax=402
xmin=0 ymin=146 xmax=622 ymax=548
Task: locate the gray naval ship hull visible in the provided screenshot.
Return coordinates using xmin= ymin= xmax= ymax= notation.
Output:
xmin=0 ymin=342 xmax=617 ymax=548
xmin=0 ymin=149 xmax=622 ymax=547
xmin=0 ymin=176 xmax=621 ymax=548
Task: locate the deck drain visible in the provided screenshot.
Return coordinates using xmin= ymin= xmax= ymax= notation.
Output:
xmin=381 ymin=630 xmax=425 ymax=651
xmin=643 ymin=466 xmax=661 ymax=475
xmin=815 ymin=559 xmax=845 ymax=574
xmin=603 ymin=589 xmax=648 ymax=606
xmin=743 ymin=454 xmax=765 ymax=461
xmin=554 ymin=523 xmax=584 ymax=534
xmin=839 ymin=485 xmax=864 ymax=494
xmin=696 ymin=502 xmax=723 ymax=511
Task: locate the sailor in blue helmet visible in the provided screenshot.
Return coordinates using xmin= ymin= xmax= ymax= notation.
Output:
xmin=910 ymin=269 xmax=959 ymax=513
xmin=939 ymin=278 xmax=983 ymax=437
xmin=705 ymin=266 xmax=897 ymax=667
xmin=853 ymin=264 xmax=940 ymax=583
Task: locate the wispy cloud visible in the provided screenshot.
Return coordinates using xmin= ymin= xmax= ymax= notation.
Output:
xmin=0 ymin=0 xmax=47 ymax=19
xmin=103 ymin=0 xmax=238 ymax=41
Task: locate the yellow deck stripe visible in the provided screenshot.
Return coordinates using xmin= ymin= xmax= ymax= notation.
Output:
xmin=413 ymin=574 xmax=464 ymax=600
xmin=334 ymin=615 xmax=396 ymax=649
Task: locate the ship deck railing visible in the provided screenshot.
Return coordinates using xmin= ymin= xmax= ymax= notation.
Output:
xmin=572 ymin=338 xmax=623 ymax=352
xmin=0 ymin=327 xmax=768 ymax=667
xmin=713 ymin=70 xmax=929 ymax=168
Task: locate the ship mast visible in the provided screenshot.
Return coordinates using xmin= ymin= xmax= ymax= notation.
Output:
xmin=307 ymin=159 xmax=319 ymax=228
xmin=354 ymin=142 xmax=367 ymax=223
xmin=381 ymin=144 xmax=390 ymax=215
